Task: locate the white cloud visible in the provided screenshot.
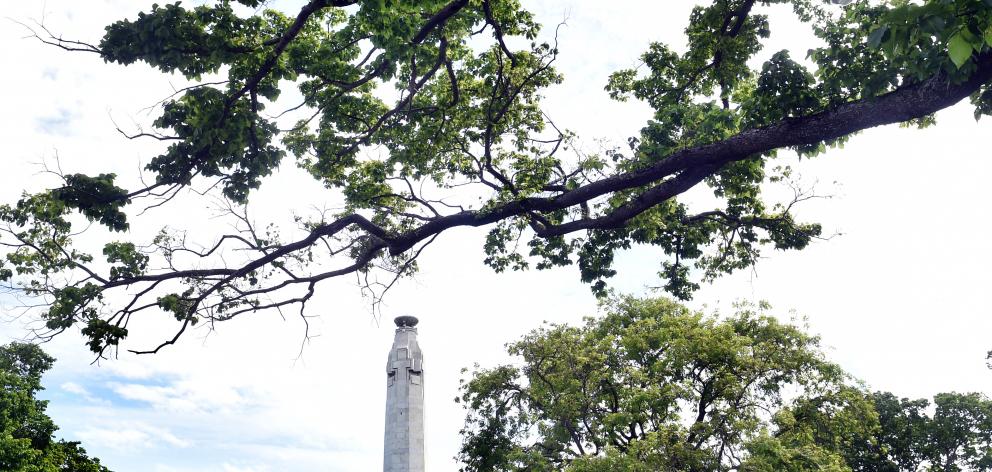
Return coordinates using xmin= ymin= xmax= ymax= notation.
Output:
xmin=108 ymin=378 xmax=251 ymax=415
xmin=109 ymin=383 xmax=197 ymax=413
xmin=77 ymin=423 xmax=190 ymax=450
xmin=104 ymin=361 xmax=157 ymax=380
xmin=59 ymin=381 xmax=110 ymax=405
xmin=60 ymin=381 xmax=88 ymax=395
xmin=221 ymin=464 xmax=271 ymax=472
xmin=150 ymin=465 xmax=269 ymax=472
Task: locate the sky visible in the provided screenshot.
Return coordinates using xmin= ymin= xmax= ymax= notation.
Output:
xmin=1 ymin=0 xmax=991 ymax=470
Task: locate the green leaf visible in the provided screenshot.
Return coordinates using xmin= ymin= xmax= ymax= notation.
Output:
xmin=922 ymin=16 xmax=945 ymax=35
xmin=960 ymin=27 xmax=981 ymax=50
xmin=867 ymin=26 xmax=888 ymax=49
xmin=985 ymin=26 xmax=992 ymax=48
xmin=948 ymin=32 xmax=974 ymax=69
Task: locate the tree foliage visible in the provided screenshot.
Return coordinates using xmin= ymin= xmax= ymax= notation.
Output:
xmin=456 ymin=296 xmax=992 ymax=471
xmin=0 ymin=343 xmax=110 ymax=472
xmin=5 ymin=0 xmax=992 ymax=354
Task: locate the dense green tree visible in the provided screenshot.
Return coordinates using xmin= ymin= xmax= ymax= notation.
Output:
xmin=4 ymin=0 xmax=992 ymax=354
xmin=846 ymin=392 xmax=992 ymax=472
xmin=456 ymin=296 xmax=857 ymax=471
xmin=456 ymin=296 xmax=992 ymax=471
xmin=0 ymin=343 xmax=109 ymax=472
xmin=771 ymin=390 xmax=992 ymax=471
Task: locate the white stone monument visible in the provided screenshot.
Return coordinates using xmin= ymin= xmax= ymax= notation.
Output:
xmin=383 ymin=315 xmax=425 ymax=472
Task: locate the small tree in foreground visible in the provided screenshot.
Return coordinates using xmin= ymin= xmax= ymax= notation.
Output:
xmin=457 ymin=297 xmax=992 ymax=471
xmin=0 ymin=343 xmax=110 ymax=472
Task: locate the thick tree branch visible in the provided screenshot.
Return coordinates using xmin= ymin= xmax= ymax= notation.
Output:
xmin=227 ymin=0 xmax=346 ymax=107
xmin=411 ymin=0 xmax=470 ymax=44
xmin=384 ymin=53 xmax=992 ymax=252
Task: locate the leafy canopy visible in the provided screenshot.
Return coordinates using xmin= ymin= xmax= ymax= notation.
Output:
xmin=5 ymin=0 xmax=992 ymax=354
xmin=456 ymin=296 xmax=992 ymax=471
xmin=0 ymin=343 xmax=110 ymax=472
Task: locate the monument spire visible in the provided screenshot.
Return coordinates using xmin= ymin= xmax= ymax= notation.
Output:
xmin=383 ymin=315 xmax=425 ymax=472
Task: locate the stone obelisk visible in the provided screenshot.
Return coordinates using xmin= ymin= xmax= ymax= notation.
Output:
xmin=383 ymin=316 xmax=425 ymax=472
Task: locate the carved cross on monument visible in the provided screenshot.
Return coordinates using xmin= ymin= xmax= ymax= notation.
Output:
xmin=383 ymin=315 xmax=425 ymax=472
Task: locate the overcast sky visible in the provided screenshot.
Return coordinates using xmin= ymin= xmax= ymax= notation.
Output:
xmin=2 ymin=1 xmax=991 ymax=471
